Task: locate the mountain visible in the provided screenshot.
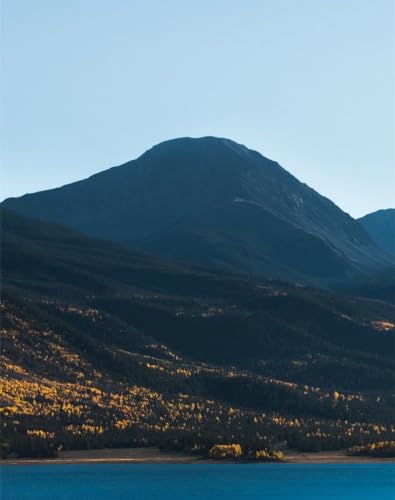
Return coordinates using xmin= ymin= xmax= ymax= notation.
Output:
xmin=1 ymin=208 xmax=394 ymax=458
xmin=358 ymin=209 xmax=395 ymax=257
xmin=4 ymin=207 xmax=394 ymax=370
xmin=2 ymin=137 xmax=390 ymax=288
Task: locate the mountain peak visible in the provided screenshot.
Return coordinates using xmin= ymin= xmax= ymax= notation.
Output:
xmin=149 ymin=136 xmax=251 ymax=151
xmin=142 ymin=136 xmax=261 ymax=161
xmin=2 ymin=137 xmax=390 ymax=286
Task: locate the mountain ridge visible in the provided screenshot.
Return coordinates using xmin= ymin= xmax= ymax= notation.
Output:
xmin=3 ymin=137 xmax=390 ymax=288
xmin=358 ymin=208 xmax=395 ymax=257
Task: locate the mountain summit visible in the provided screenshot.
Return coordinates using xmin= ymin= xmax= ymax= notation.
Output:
xmin=3 ymin=137 xmax=390 ymax=286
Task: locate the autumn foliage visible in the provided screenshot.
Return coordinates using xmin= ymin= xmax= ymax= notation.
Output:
xmin=209 ymin=444 xmax=243 ymax=459
xmin=255 ymin=449 xmax=286 ymax=462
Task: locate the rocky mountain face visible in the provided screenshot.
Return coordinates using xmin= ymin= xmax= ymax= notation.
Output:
xmin=3 ymin=137 xmax=390 ymax=287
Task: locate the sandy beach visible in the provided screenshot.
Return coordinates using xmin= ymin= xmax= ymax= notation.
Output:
xmin=2 ymin=447 xmax=394 ymax=465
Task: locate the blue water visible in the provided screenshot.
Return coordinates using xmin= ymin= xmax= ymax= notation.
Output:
xmin=1 ymin=463 xmax=394 ymax=499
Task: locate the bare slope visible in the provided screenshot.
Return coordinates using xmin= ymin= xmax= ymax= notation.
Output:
xmin=3 ymin=137 xmax=390 ymax=287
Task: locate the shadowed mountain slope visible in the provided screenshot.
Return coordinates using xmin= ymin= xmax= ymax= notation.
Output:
xmin=3 ymin=137 xmax=390 ymax=287
xmin=358 ymin=209 xmax=395 ymax=257
xmin=2 ymin=207 xmax=394 ymax=382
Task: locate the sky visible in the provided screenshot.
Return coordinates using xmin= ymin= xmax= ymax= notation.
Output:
xmin=2 ymin=0 xmax=394 ymax=218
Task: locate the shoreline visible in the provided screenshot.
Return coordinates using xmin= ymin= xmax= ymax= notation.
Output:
xmin=2 ymin=447 xmax=395 ymax=466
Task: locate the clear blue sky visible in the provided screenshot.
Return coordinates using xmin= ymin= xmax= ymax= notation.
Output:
xmin=2 ymin=0 xmax=394 ymax=217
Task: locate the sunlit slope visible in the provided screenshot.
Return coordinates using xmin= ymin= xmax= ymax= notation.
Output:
xmin=1 ymin=294 xmax=394 ymax=458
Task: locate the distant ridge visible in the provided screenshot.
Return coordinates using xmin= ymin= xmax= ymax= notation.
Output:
xmin=358 ymin=209 xmax=395 ymax=257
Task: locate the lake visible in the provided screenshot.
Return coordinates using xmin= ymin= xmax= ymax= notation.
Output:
xmin=1 ymin=463 xmax=394 ymax=499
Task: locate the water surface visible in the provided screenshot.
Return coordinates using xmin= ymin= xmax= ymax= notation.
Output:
xmin=2 ymin=463 xmax=394 ymax=499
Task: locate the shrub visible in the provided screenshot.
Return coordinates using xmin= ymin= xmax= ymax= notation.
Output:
xmin=209 ymin=443 xmax=242 ymax=459
xmin=255 ymin=449 xmax=287 ymax=462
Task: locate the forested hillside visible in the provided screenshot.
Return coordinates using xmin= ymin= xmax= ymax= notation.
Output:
xmin=1 ymin=209 xmax=394 ymax=459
